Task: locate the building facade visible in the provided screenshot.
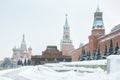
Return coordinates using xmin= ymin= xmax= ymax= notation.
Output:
xmin=12 ymin=35 xmax=32 ymax=61
xmin=72 ymin=7 xmax=120 ymax=61
xmin=31 ymin=46 xmax=72 ymax=65
xmin=60 ymin=14 xmax=74 ymax=56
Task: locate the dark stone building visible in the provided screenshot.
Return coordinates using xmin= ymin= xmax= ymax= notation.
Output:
xmin=31 ymin=46 xmax=72 ymax=65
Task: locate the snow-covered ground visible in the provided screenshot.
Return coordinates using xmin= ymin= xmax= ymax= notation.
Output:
xmin=0 ymin=60 xmax=119 ymax=80
xmin=20 ymin=65 xmax=106 ymax=80
xmin=0 ymin=66 xmax=33 ymax=80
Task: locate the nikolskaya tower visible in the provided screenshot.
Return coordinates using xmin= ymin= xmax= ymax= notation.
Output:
xmin=60 ymin=14 xmax=74 ymax=55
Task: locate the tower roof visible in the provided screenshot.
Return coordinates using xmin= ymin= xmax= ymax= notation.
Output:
xmin=93 ymin=6 xmax=104 ymax=29
xmin=96 ymin=5 xmax=100 ymax=12
xmin=22 ymin=34 xmax=25 ymax=43
xmin=64 ymin=14 xmax=69 ymax=27
xmin=21 ymin=34 xmax=26 ymax=46
xmin=21 ymin=34 xmax=27 ymax=51
xmin=93 ymin=18 xmax=104 ymax=28
xmin=61 ymin=14 xmax=72 ymax=43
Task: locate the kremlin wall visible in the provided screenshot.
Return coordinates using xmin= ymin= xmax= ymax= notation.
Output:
xmin=71 ymin=7 xmax=120 ymax=61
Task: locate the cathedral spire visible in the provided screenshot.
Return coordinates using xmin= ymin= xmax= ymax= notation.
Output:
xmin=21 ymin=34 xmax=27 ymax=51
xmin=22 ymin=34 xmax=25 ymax=43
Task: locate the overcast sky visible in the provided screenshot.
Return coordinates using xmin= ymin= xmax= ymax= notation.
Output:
xmin=0 ymin=0 xmax=120 ymax=60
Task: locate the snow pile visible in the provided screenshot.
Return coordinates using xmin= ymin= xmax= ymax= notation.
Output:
xmin=0 ymin=66 xmax=31 ymax=75
xmin=44 ymin=63 xmax=103 ymax=73
xmin=108 ymin=72 xmax=120 ymax=80
xmin=107 ymin=55 xmax=120 ymax=80
xmin=107 ymin=55 xmax=120 ymax=73
xmin=1 ymin=59 xmax=120 ymax=80
xmin=19 ymin=64 xmax=106 ymax=80
xmin=60 ymin=60 xmax=107 ymax=66
xmin=107 ymin=55 xmax=120 ymax=59
xmin=0 ymin=76 xmax=12 ymax=80
xmin=0 ymin=66 xmax=32 ymax=80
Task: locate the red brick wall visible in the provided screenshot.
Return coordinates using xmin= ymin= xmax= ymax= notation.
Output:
xmin=71 ymin=47 xmax=82 ymax=61
xmin=71 ymin=43 xmax=89 ymax=61
xmin=61 ymin=43 xmax=74 ymax=56
xmin=71 ymin=29 xmax=120 ymax=61
xmin=98 ymin=29 xmax=120 ymax=53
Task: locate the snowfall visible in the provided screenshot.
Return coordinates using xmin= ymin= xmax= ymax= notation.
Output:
xmin=0 ymin=59 xmax=120 ymax=80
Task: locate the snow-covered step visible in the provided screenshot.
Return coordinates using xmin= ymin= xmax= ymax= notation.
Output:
xmin=60 ymin=60 xmax=107 ymax=71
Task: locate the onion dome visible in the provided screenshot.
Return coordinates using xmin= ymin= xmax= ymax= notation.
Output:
xmin=28 ymin=46 xmax=32 ymax=51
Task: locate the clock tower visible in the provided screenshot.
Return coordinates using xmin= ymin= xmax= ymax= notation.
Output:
xmin=60 ymin=14 xmax=74 ymax=55
xmin=89 ymin=6 xmax=105 ymax=53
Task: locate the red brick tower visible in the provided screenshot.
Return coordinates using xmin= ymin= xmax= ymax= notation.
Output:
xmin=60 ymin=14 xmax=74 ymax=55
xmin=89 ymin=6 xmax=105 ymax=53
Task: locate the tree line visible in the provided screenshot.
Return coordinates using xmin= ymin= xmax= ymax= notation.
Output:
xmin=78 ymin=39 xmax=120 ymax=61
xmin=17 ymin=59 xmax=31 ymax=66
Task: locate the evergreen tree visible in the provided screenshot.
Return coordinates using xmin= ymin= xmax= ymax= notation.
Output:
xmin=78 ymin=49 xmax=82 ymax=61
xmin=24 ymin=59 xmax=27 ymax=66
xmin=18 ymin=60 xmax=22 ymax=65
xmin=117 ymin=48 xmax=120 ymax=55
xmin=20 ymin=60 xmax=23 ymax=66
xmin=63 ymin=59 xmax=66 ymax=62
xmin=92 ymin=49 xmax=96 ymax=60
xmin=96 ymin=45 xmax=101 ymax=60
xmin=17 ymin=59 xmax=20 ymax=65
xmin=109 ymin=39 xmax=114 ymax=55
xmin=90 ymin=51 xmax=93 ymax=60
xmin=79 ymin=48 xmax=85 ymax=61
xmin=78 ymin=56 xmax=81 ymax=61
xmin=86 ymin=51 xmax=91 ymax=60
xmin=86 ymin=52 xmax=88 ymax=60
xmin=114 ymin=42 xmax=119 ymax=55
xmin=103 ymin=45 xmax=108 ymax=59
xmin=54 ymin=58 xmax=57 ymax=63
xmin=27 ymin=59 xmax=31 ymax=65
xmin=83 ymin=50 xmax=87 ymax=60
xmin=45 ymin=59 xmax=48 ymax=63
xmin=104 ymin=45 xmax=108 ymax=56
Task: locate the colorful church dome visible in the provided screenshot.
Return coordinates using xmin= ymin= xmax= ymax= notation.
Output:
xmin=28 ymin=46 xmax=32 ymax=51
xmin=12 ymin=47 xmax=21 ymax=51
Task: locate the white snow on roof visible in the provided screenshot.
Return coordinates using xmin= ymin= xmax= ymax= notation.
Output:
xmin=111 ymin=24 xmax=120 ymax=32
xmin=99 ymin=32 xmax=120 ymax=43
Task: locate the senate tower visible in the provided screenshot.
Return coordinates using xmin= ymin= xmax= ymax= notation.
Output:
xmin=71 ymin=6 xmax=120 ymax=61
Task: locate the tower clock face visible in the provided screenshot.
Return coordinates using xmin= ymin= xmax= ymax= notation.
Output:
xmin=65 ymin=35 xmax=69 ymax=38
